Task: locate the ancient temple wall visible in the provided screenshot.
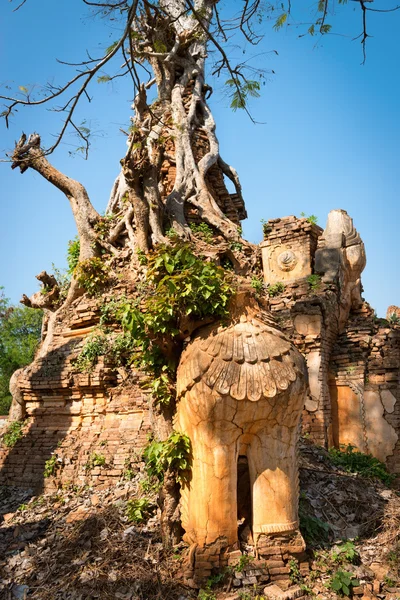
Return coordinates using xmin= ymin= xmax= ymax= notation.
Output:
xmin=261 ymin=213 xmax=400 ymax=471
xmin=0 ymin=297 xmax=152 ymax=490
xmin=260 ymin=216 xmax=321 ymax=285
xmin=329 ymin=306 xmax=400 ymax=470
xmin=260 ymin=216 xmax=338 ymax=447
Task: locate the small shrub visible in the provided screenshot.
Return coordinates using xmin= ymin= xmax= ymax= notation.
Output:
xmin=190 ymin=222 xmax=214 ymax=244
xmin=289 ymin=559 xmax=302 ymax=584
xmin=299 ymin=510 xmax=331 ymax=545
xmin=124 ymin=467 xmax=135 ymax=481
xmin=198 ymin=590 xmax=216 ymax=600
xmin=143 ymin=432 xmax=191 ymax=484
xmin=18 ymin=503 xmax=28 ymax=512
xmin=388 ymin=313 xmax=400 ymax=326
xmin=300 ymin=212 xmax=318 ymax=225
xmin=307 ymin=274 xmax=321 ymax=291
xmin=329 ymin=570 xmax=359 ymax=597
xmin=3 ymin=420 xmax=25 ymax=448
xmin=74 ymin=257 xmax=109 ymax=296
xmin=260 ymin=218 xmax=272 ymax=238
xmin=142 ymin=367 xmax=174 ymax=406
xmin=94 ymin=214 xmax=117 ymax=240
xmin=328 ymin=444 xmax=395 ymax=485
xmin=73 ymin=332 xmax=110 ymax=373
xmin=86 ymin=452 xmax=106 ymax=469
xmin=136 ymin=249 xmax=148 ymax=265
xmin=206 ymin=572 xmax=225 ymax=588
xmin=230 ymin=241 xmax=243 ymax=252
xmin=44 ymin=455 xmax=58 ymax=478
xmin=126 ymin=498 xmax=152 ymax=523
xmin=268 ymin=282 xmax=285 ymax=297
xmin=331 ymin=541 xmax=359 ymax=565
xmin=251 ymin=276 xmax=264 ymax=297
xmin=234 ymin=554 xmax=254 ymax=572
xmin=384 ymin=575 xmax=397 ymax=588
xmin=67 ymin=237 xmax=80 ymax=275
xmin=238 ymin=592 xmax=252 ymax=600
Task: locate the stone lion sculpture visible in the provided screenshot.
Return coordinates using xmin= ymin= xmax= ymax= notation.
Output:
xmin=174 ymin=292 xmax=308 ymax=582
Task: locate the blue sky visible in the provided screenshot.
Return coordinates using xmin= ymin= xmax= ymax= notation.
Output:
xmin=0 ymin=0 xmax=399 ymax=316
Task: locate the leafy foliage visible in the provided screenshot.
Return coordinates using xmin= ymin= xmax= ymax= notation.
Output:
xmin=328 ymin=444 xmax=394 ymax=485
xmin=44 ymin=455 xmax=58 ymax=478
xmin=331 ymin=541 xmax=359 ymax=565
xmin=119 ymin=243 xmax=233 ymax=404
xmin=145 ymin=242 xmax=232 ymax=324
xmin=289 ymin=559 xmax=302 ymax=584
xmin=74 ymin=257 xmax=110 ymax=296
xmin=230 ymin=241 xmax=243 ymax=252
xmin=268 ymin=282 xmax=285 ymax=297
xmin=126 ymin=498 xmax=152 ymax=523
xmin=329 ymin=570 xmax=360 ymax=596
xmin=260 ymin=219 xmax=272 ymax=238
xmin=86 ymin=452 xmax=106 ymax=469
xmin=307 ymin=274 xmax=321 ymax=291
xmin=251 ymin=276 xmax=264 ymax=297
xmin=143 ymin=432 xmax=191 ymax=484
xmin=234 ymin=554 xmax=254 ymax=573
xmin=190 ymin=222 xmax=215 ymax=244
xmin=197 ymin=590 xmax=216 ymax=600
xmin=273 ymin=12 xmax=287 ymax=30
xmin=300 ymin=212 xmax=318 ymax=225
xmin=94 ymin=214 xmax=118 ymax=240
xmin=2 ymin=420 xmax=25 ymax=447
xmin=388 ymin=312 xmax=400 ymax=326
xmin=299 ymin=498 xmax=331 ymax=545
xmin=226 ymin=77 xmax=261 ymax=111
xmin=0 ymin=289 xmax=42 ymax=415
xmin=66 ymin=237 xmax=80 ymax=275
xmin=73 ymin=332 xmax=110 ymax=373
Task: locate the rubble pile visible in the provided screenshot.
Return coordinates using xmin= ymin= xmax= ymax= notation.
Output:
xmin=1 ymin=443 xmax=400 ymax=599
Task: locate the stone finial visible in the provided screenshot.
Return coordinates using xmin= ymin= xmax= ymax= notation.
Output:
xmin=315 ymin=209 xmax=366 ymax=329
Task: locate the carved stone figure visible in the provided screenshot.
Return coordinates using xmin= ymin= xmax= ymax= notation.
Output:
xmin=315 ymin=209 xmax=366 ymax=330
xmin=174 ymin=292 xmax=308 ymax=579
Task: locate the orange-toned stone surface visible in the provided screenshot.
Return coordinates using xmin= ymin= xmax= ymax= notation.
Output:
xmin=174 ymin=296 xmax=308 ymax=581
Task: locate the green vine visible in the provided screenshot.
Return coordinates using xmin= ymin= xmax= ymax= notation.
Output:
xmin=143 ymin=432 xmax=191 ymax=484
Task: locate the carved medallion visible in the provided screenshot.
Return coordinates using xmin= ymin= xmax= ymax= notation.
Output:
xmin=277 ymin=250 xmax=297 ymax=272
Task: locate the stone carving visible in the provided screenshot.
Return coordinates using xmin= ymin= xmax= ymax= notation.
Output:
xmin=277 ymin=250 xmax=297 ymax=272
xmin=315 ymin=209 xmax=366 ymax=330
xmin=175 ymin=293 xmax=308 ymax=578
xmin=260 ymin=216 xmax=321 ymax=285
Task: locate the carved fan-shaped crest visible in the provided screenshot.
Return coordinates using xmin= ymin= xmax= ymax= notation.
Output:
xmin=177 ymin=314 xmax=305 ymax=402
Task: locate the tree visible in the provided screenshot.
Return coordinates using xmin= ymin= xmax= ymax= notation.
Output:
xmin=3 ymin=1 xmax=399 ymax=302
xmin=0 ymin=288 xmax=43 ymax=415
xmin=2 ymin=0 xmax=399 ymax=547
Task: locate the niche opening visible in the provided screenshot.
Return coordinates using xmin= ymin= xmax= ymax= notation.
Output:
xmin=237 ymin=455 xmax=253 ymax=544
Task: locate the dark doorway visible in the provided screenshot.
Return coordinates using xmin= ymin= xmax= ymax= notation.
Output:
xmin=237 ymin=455 xmax=253 ymax=544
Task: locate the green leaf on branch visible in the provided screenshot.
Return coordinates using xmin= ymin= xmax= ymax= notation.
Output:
xmin=273 ymin=13 xmax=287 ymax=31
xmin=226 ymin=78 xmax=261 ymax=111
xmin=106 ymin=41 xmax=118 ymax=55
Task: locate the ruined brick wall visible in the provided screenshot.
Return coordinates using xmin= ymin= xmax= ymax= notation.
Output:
xmin=330 ymin=306 xmax=400 ymax=471
xmin=260 ymin=215 xmax=400 ymax=468
xmin=0 ymin=294 xmax=153 ymax=491
xmin=260 ymin=216 xmax=339 ymax=447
